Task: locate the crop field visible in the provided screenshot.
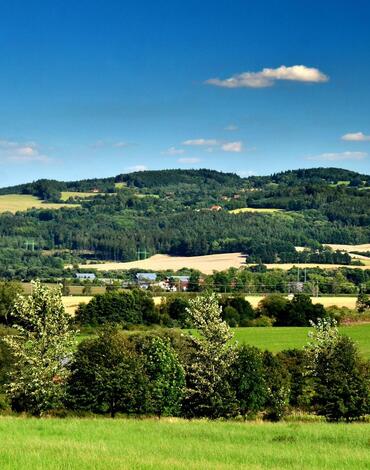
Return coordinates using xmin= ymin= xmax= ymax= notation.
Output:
xmin=62 ymin=296 xmax=93 ymax=315
xmin=77 ymin=252 xmax=247 ymax=274
xmin=75 ymin=253 xmax=370 ymax=274
xmin=0 ymin=195 xmax=79 ymax=213
xmin=232 ymin=324 xmax=370 ymax=358
xmin=324 ymin=243 xmax=370 ymax=253
xmin=153 ymin=295 xmax=358 ymax=309
xmin=0 ymin=418 xmax=368 ymax=470
xmin=229 ymin=207 xmax=282 ymax=214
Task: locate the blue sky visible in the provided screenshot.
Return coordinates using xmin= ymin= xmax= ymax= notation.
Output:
xmin=1 ymin=0 xmax=370 ymax=186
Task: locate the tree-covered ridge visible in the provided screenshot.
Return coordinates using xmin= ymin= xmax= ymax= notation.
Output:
xmin=0 ymin=167 xmax=369 ymax=275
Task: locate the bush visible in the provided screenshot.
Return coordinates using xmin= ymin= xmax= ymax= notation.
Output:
xmin=221 ymin=296 xmax=255 ymax=326
xmin=230 ymin=345 xmax=267 ymax=417
xmin=67 ymin=328 xmax=150 ymax=416
xmin=277 ymin=349 xmax=311 ymax=408
xmin=67 ymin=328 xmax=185 ymax=417
xmin=75 ymin=289 xmax=156 ymax=326
xmin=262 ymin=351 xmax=291 ymax=421
xmin=312 ymin=336 xmax=370 ymax=421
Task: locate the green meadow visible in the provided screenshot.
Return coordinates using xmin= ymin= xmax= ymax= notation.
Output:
xmin=0 ymin=417 xmax=369 ymax=470
xmin=232 ymin=324 xmax=370 ymax=358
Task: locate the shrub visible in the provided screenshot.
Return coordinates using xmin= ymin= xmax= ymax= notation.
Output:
xmin=67 ymin=328 xmax=150 ymax=417
xmin=277 ymin=349 xmax=311 ymax=408
xmin=230 ymin=345 xmax=267 ymax=417
xmin=75 ymin=289 xmax=156 ymax=326
xmin=262 ymin=351 xmax=291 ymax=421
xmin=311 ymin=335 xmax=370 ymax=421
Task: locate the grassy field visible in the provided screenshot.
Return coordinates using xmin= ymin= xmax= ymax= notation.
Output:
xmin=231 ymin=324 xmax=370 ymax=358
xmin=230 ymin=207 xmax=282 ymax=214
xmin=0 ymin=194 xmax=79 ymax=213
xmin=0 ymin=418 xmax=368 ymax=470
xmin=60 ymin=191 xmax=101 ymax=201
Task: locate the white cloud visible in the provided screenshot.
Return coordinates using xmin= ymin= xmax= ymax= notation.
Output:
xmin=127 ymin=165 xmax=148 ymax=172
xmin=113 ymin=141 xmax=130 ymax=148
xmin=224 ymin=124 xmax=238 ymax=131
xmin=221 ymin=141 xmax=243 ymax=152
xmin=91 ymin=140 xmax=132 ymax=149
xmin=162 ymin=146 xmax=185 ymax=155
xmin=206 ymin=65 xmax=329 ymax=88
xmin=182 ymin=138 xmax=219 ymax=146
xmin=307 ymin=151 xmax=367 ymax=161
xmin=0 ymin=139 xmax=52 ymax=163
xmin=178 ymin=157 xmax=200 ymax=164
xmin=341 ymin=132 xmax=370 ymax=142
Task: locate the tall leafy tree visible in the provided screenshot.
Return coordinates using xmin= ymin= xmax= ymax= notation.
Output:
xmin=183 ymin=293 xmax=238 ymax=418
xmin=5 ymin=281 xmax=76 ymax=415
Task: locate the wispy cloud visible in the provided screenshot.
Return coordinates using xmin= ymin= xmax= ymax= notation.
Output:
xmin=91 ymin=140 xmax=132 ymax=149
xmin=182 ymin=138 xmax=219 ymax=146
xmin=206 ymin=65 xmax=329 ymax=88
xmin=178 ymin=157 xmax=200 ymax=164
xmin=341 ymin=132 xmax=370 ymax=142
xmin=182 ymin=138 xmax=244 ymax=153
xmin=0 ymin=139 xmax=52 ymax=163
xmin=307 ymin=151 xmax=367 ymax=161
xmin=127 ymin=164 xmax=148 ymax=172
xmin=162 ymin=146 xmax=185 ymax=155
xmin=224 ymin=124 xmax=239 ymax=131
xmin=221 ymin=141 xmax=243 ymax=152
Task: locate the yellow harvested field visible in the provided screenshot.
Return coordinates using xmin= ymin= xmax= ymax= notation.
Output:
xmin=153 ymin=295 xmax=357 ymax=309
xmin=73 ymin=254 xmax=370 ymax=274
xmin=62 ymin=296 xmax=92 ymax=315
xmin=77 ymin=253 xmax=247 ymax=274
xmin=230 ymin=207 xmax=282 ymax=214
xmin=264 ymin=262 xmax=370 ymax=270
xmin=324 ymin=243 xmax=370 ymax=253
xmin=0 ymin=194 xmax=79 ymax=213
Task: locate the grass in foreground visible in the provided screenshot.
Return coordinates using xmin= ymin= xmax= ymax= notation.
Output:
xmin=0 ymin=417 xmax=368 ymax=470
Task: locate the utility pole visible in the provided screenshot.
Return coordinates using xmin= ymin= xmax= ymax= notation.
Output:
xmin=136 ymin=248 xmax=148 ymax=260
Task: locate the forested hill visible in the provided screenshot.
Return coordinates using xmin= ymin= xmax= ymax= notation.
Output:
xmin=0 ymin=167 xmax=369 ymax=278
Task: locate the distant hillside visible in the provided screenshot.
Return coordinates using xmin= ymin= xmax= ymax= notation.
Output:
xmin=0 ymin=167 xmax=369 ymax=279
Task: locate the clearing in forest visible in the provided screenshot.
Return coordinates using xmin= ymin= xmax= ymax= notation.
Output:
xmin=0 ymin=194 xmax=79 ymax=213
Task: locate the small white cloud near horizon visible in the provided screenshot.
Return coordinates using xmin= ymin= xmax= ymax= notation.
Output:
xmin=0 ymin=139 xmax=52 ymax=163
xmin=182 ymin=138 xmax=219 ymax=146
xmin=224 ymin=124 xmax=239 ymax=131
xmin=162 ymin=146 xmax=185 ymax=155
xmin=221 ymin=141 xmax=243 ymax=152
xmin=307 ymin=151 xmax=367 ymax=162
xmin=341 ymin=132 xmax=370 ymax=142
xmin=178 ymin=157 xmax=201 ymax=164
xmin=206 ymin=65 xmax=329 ymax=88
xmin=127 ymin=164 xmax=148 ymax=172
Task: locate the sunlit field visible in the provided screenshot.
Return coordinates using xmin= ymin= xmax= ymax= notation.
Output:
xmin=229 ymin=207 xmax=282 ymax=213
xmin=0 ymin=418 xmax=368 ymax=470
xmin=0 ymin=195 xmax=79 ymax=213
xmin=232 ymin=324 xmax=370 ymax=358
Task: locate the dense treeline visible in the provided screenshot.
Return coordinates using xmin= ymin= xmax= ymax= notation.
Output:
xmin=1 ymin=286 xmax=369 ymax=422
xmin=0 ymin=168 xmax=369 ymax=271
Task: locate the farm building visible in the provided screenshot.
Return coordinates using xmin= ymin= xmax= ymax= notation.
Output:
xmin=136 ymin=272 xmax=158 ymax=289
xmin=75 ymin=273 xmax=96 ymax=280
